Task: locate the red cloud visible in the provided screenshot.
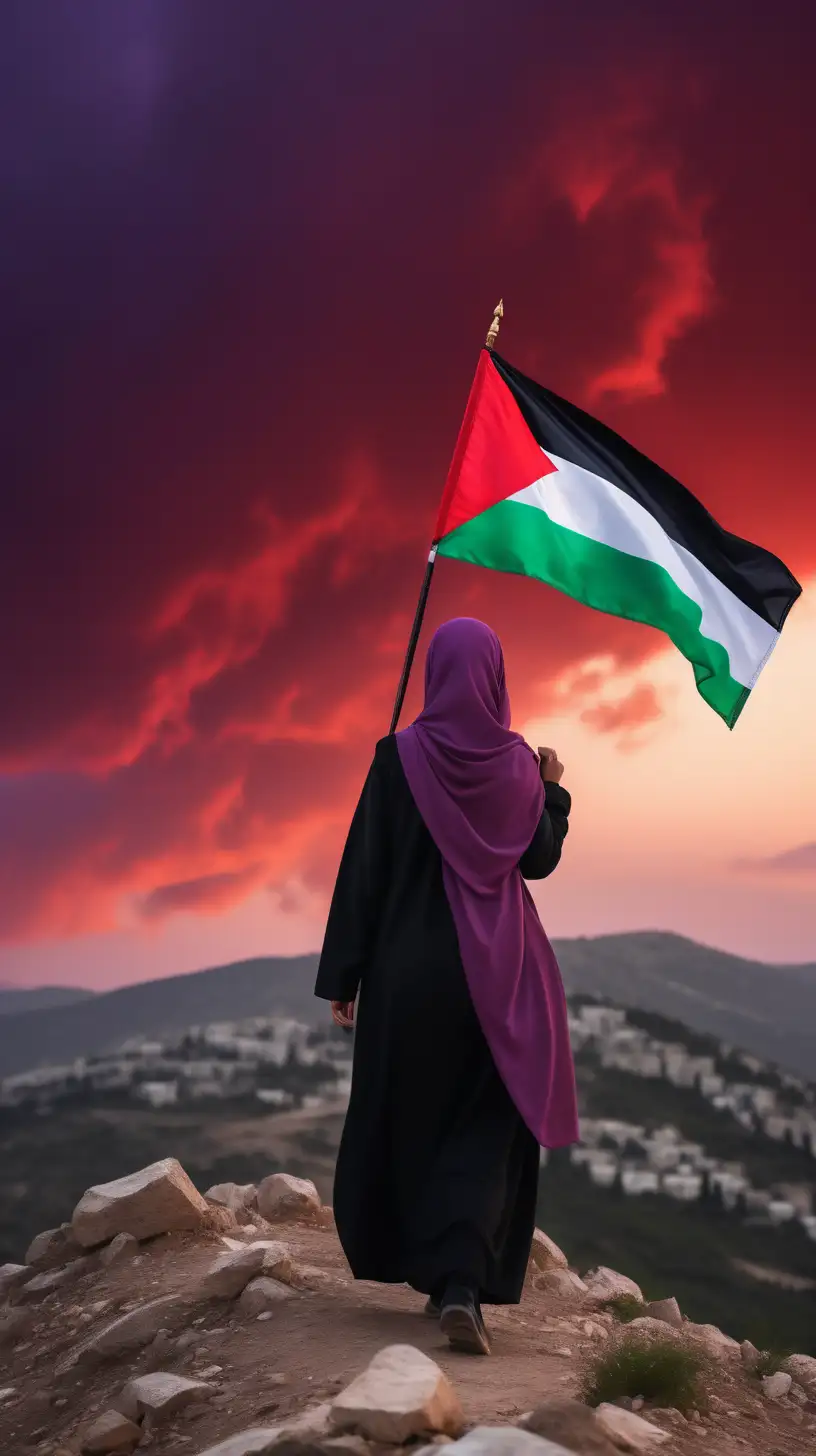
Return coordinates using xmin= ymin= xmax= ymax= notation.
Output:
xmin=138 ymin=865 xmax=266 ymax=921
xmin=734 ymin=843 xmax=816 ymax=876
xmin=0 ymin=7 xmax=812 ymax=959
xmin=580 ymin=683 xmax=665 ymax=735
xmin=505 ymin=72 xmax=714 ymax=401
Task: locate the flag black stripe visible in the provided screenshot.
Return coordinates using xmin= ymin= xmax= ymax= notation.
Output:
xmin=491 ymin=351 xmax=802 ymax=632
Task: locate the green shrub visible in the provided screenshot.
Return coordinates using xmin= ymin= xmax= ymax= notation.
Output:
xmin=752 ymin=1349 xmax=792 ymax=1379
xmin=580 ymin=1331 xmax=710 ymax=1413
xmin=601 ymin=1294 xmax=645 ymax=1324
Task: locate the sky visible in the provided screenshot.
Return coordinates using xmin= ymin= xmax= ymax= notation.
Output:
xmin=1 ymin=0 xmax=814 ymax=990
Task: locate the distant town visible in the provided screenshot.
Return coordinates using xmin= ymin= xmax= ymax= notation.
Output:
xmin=2 ymin=999 xmax=814 ymax=1244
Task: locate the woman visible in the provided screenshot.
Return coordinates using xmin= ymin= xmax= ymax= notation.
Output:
xmin=314 ymin=617 xmax=578 ymax=1355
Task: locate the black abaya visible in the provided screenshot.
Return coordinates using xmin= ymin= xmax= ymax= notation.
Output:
xmin=314 ymin=733 xmax=571 ymax=1306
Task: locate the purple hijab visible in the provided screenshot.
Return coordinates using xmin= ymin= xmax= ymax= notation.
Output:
xmin=396 ymin=617 xmax=579 ymax=1148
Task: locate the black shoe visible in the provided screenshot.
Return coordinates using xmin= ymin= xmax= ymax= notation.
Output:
xmin=439 ymin=1282 xmax=490 ymax=1355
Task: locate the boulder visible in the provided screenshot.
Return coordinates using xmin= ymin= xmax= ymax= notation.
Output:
xmin=331 ymin=1344 xmax=464 ymax=1443
xmin=686 ymin=1323 xmax=739 ymax=1362
xmin=740 ymin=1339 xmax=760 ymax=1372
xmin=594 ymin=1405 xmax=670 ymax=1452
xmin=206 ymin=1182 xmax=258 ymax=1216
xmin=26 ymin=1222 xmax=85 ymax=1269
xmin=257 ymin=1173 xmax=322 ymax=1223
xmin=56 ymin=1291 xmax=191 ymax=1372
xmin=18 ymin=1258 xmax=93 ymax=1303
xmin=642 ymin=1299 xmax=682 ymax=1330
xmin=231 ymin=1239 xmax=297 ymax=1283
xmin=80 ymin=1409 xmax=142 ymax=1453
xmin=100 ymin=1233 xmax=139 ymax=1268
xmin=196 ymin=1403 xmax=336 ymax=1454
xmin=521 ymin=1399 xmax=618 ymax=1454
xmin=529 ymin=1229 xmax=569 ymax=1273
xmin=195 ymin=1246 xmax=267 ymax=1300
xmin=584 ymin=1268 xmax=643 ymax=1305
xmin=72 ymin=1158 xmax=209 ymax=1246
xmin=118 ymin=1370 xmax=214 ymax=1422
xmin=448 ymin=1430 xmax=583 ymax=1456
xmin=785 ymin=1354 xmax=816 ymax=1392
xmin=239 ymin=1277 xmax=298 ymax=1315
xmin=762 ymin=1372 xmax=792 ymax=1401
xmin=0 ymin=1263 xmax=30 ymax=1300
xmin=533 ymin=1269 xmax=588 ymax=1297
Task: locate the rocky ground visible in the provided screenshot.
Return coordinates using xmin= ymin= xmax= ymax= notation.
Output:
xmin=1 ymin=1160 xmax=815 ymax=1456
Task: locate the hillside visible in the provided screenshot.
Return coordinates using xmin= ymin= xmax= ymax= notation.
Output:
xmin=554 ymin=933 xmax=816 ymax=1077
xmin=0 ymin=985 xmax=94 ymax=1016
xmin=2 ymin=933 xmax=815 ymax=1080
xmin=2 ymin=998 xmax=814 ymax=1354
xmin=0 ymin=955 xmax=320 ymax=1078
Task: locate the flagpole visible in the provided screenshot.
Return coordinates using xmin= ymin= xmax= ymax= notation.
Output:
xmin=388 ymin=300 xmax=504 ymax=734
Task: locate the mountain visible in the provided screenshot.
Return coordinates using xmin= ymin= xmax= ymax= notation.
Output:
xmin=0 ymin=985 xmax=94 ymax=1016
xmin=553 ymin=932 xmax=816 ymax=1079
xmin=1 ymin=933 xmax=814 ymax=1081
xmin=0 ymin=956 xmax=319 ymax=1079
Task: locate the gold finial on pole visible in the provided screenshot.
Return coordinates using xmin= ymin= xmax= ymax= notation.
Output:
xmin=486 ymin=298 xmax=504 ymax=349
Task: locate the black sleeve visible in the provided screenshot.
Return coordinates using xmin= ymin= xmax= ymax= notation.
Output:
xmin=518 ymin=782 xmax=572 ymax=881
xmin=314 ymin=748 xmax=390 ymax=1003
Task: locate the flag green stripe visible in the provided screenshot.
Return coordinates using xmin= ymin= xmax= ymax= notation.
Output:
xmin=436 ymin=497 xmax=749 ymax=727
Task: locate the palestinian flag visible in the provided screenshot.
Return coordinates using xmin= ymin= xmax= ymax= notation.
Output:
xmin=434 ymin=348 xmax=802 ymax=727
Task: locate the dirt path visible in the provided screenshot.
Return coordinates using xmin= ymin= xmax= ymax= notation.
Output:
xmin=2 ymin=1220 xmax=814 ymax=1456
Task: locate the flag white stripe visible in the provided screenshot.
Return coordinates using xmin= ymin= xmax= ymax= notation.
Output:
xmin=511 ymin=452 xmax=779 ymax=690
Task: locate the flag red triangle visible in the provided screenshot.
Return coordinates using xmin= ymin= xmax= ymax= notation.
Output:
xmin=434 ymin=349 xmax=556 ymax=541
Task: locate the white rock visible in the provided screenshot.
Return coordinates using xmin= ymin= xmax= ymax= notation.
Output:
xmin=205 ymin=1182 xmax=258 ymax=1215
xmin=257 ymin=1172 xmax=322 ymax=1223
xmin=529 ymin=1229 xmax=569 ymax=1272
xmin=740 ymin=1339 xmax=760 ymax=1371
xmin=56 ymin=1292 xmax=191 ymax=1372
xmin=594 ymin=1404 xmax=670 ymax=1452
xmin=789 ymin=1383 xmax=809 ymax=1407
xmin=447 ymin=1428 xmax=582 ymax=1456
xmin=785 ymin=1354 xmax=816 ymax=1391
xmin=686 ymin=1323 xmax=740 ymax=1361
xmin=198 ymin=1365 xmax=224 ymax=1379
xmin=26 ymin=1222 xmax=84 ymax=1269
xmin=239 ymin=1239 xmax=296 ymax=1281
xmin=584 ymin=1268 xmax=643 ymax=1305
xmin=533 ymin=1269 xmax=588 ymax=1297
xmin=642 ymin=1299 xmax=682 ymax=1329
xmin=18 ymin=1259 xmax=93 ymax=1302
xmin=0 ymin=1263 xmax=30 ymax=1300
xmin=195 ymin=1245 xmax=267 ymax=1300
xmin=80 ymin=1408 xmax=143 ymax=1453
xmin=762 ymin=1371 xmax=792 ymax=1401
xmin=0 ymin=1386 xmax=16 ymax=1401
xmin=118 ymin=1371 xmax=213 ymax=1422
xmin=331 ymin=1344 xmax=465 ymax=1443
xmin=100 ymin=1232 xmax=139 ymax=1268
xmin=193 ymin=1431 xmax=289 ymax=1456
xmin=72 ymin=1158 xmax=209 ymax=1247
xmin=239 ymin=1277 xmax=297 ymax=1315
